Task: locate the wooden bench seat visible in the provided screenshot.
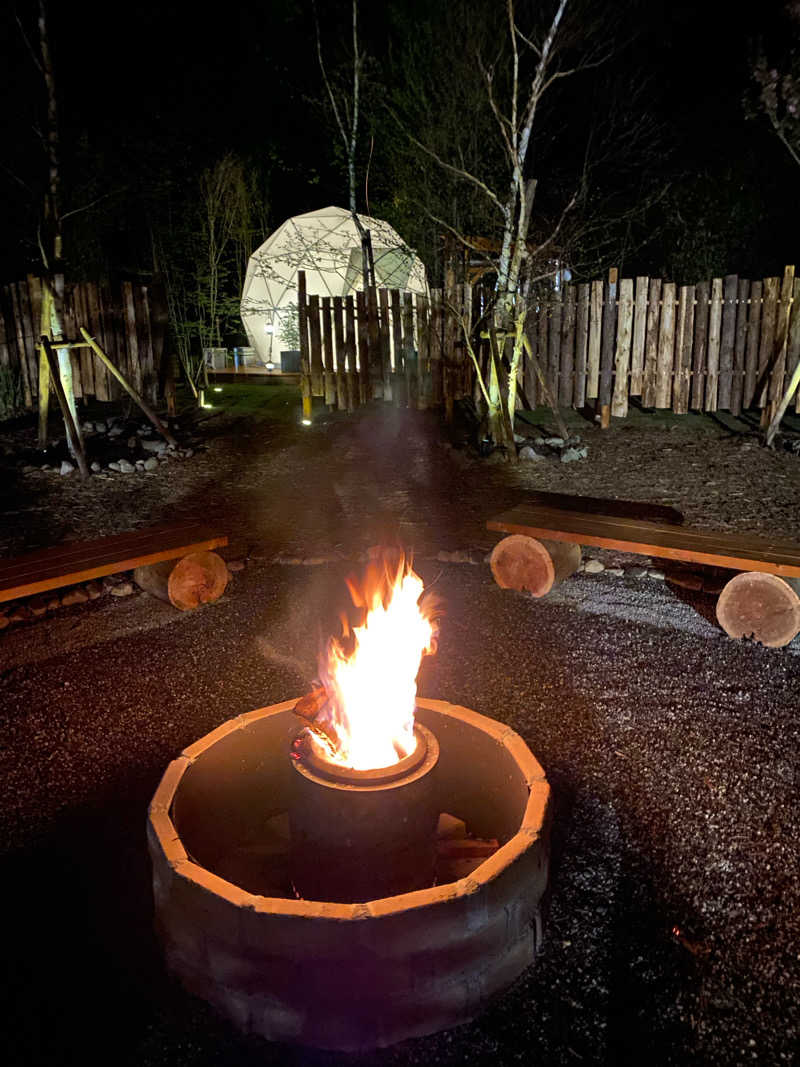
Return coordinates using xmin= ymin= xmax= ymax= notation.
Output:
xmin=487 ymin=504 xmax=800 ymax=578
xmin=487 ymin=502 xmax=800 ymax=647
xmin=0 ymin=523 xmax=228 ymax=604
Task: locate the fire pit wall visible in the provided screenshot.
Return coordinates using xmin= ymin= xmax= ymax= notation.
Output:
xmin=148 ymin=698 xmax=551 ymax=1051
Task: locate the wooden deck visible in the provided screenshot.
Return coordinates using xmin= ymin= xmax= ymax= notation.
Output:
xmin=0 ymin=523 xmax=228 ymax=603
xmin=487 ymin=505 xmax=800 ymax=578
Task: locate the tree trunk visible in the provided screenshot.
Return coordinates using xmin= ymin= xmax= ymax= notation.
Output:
xmin=715 ymin=572 xmax=800 ymax=648
xmin=490 ymin=534 xmax=581 ymax=597
xmin=134 ymin=551 xmax=229 ymax=611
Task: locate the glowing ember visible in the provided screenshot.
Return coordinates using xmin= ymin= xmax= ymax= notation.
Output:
xmin=309 ymin=553 xmax=437 ymax=770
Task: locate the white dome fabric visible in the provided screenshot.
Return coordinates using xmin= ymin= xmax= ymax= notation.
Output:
xmin=240 ymin=206 xmax=428 ymax=365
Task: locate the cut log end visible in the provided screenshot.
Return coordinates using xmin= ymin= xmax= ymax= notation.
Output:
xmin=490 ymin=534 xmax=581 ymax=597
xmin=716 ymin=572 xmax=800 ymax=648
xmin=134 ymin=551 xmax=229 ymax=611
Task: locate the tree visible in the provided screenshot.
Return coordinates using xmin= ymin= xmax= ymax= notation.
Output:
xmin=750 ymin=4 xmax=800 ymax=172
xmin=315 ymin=0 xmax=364 ymax=214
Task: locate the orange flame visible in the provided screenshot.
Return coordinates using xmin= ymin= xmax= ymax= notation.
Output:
xmin=311 ymin=553 xmax=437 ymax=770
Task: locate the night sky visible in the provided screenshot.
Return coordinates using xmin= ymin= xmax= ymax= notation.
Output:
xmin=0 ymin=0 xmax=796 ymax=286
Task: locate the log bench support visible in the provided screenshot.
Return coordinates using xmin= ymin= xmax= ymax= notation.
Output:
xmin=487 ymin=505 xmax=800 ymax=648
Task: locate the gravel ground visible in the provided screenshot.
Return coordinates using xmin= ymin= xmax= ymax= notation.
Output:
xmin=1 ymin=395 xmax=799 ymax=1065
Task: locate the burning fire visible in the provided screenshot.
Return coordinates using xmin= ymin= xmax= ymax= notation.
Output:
xmin=300 ymin=553 xmax=438 ymax=770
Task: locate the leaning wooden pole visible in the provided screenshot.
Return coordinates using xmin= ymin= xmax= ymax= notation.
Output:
xmin=521 ymin=333 xmax=571 ymax=441
xmin=79 ymin=326 xmax=178 ymax=447
xmin=764 ymin=356 xmax=800 ymax=447
xmin=41 ymin=337 xmax=89 ymax=478
xmin=37 ymin=281 xmax=53 ymax=448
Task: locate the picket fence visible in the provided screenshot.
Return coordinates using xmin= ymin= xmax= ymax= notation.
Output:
xmin=0 ymin=276 xmax=168 ymax=409
xmin=297 ymin=266 xmax=800 ymax=422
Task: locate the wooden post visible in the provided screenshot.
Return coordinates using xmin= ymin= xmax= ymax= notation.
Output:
xmin=756 ymin=276 xmax=779 ymax=411
xmin=560 ymin=284 xmax=576 ymax=407
xmin=587 ymin=281 xmax=603 ymax=402
xmin=344 ymin=295 xmax=357 ymax=411
xmin=403 ymin=292 xmax=416 ymax=409
xmin=765 ymin=265 xmax=795 ymax=426
xmin=730 ymin=278 xmax=751 ymax=416
xmin=716 ymin=572 xmax=800 ymax=648
xmin=307 ymin=294 xmax=324 ymax=398
xmin=378 ymin=288 xmax=392 ymax=403
xmin=629 ymin=276 xmax=649 ymax=396
xmin=356 ymin=290 xmax=369 ymax=404
xmin=611 ymin=277 xmax=633 ymax=417
xmin=37 ymin=280 xmax=52 ymax=447
xmin=655 ymin=281 xmax=676 ymax=409
xmin=717 ymin=274 xmax=738 ymax=410
xmin=416 ymin=293 xmax=431 ymax=410
xmin=641 ymin=278 xmax=662 ymax=408
xmin=597 ymin=268 xmax=617 ymax=426
xmin=41 ymin=337 xmax=89 ymax=477
xmin=10 ymin=282 xmax=33 ymax=409
xmin=321 ymin=296 xmax=336 ymax=407
xmin=743 ymin=280 xmax=762 ymax=409
xmin=672 ymin=285 xmax=695 ymax=415
xmin=333 ymin=296 xmax=347 ymax=410
xmin=574 ymin=283 xmax=590 ymax=408
xmin=690 ymin=280 xmax=709 ymax=410
xmin=429 ymin=289 xmax=443 ymax=406
xmin=367 ymin=286 xmax=381 ymax=399
xmin=79 ymin=327 xmax=177 ymax=445
xmin=705 ymin=278 xmax=723 ymax=411
xmin=786 ymin=276 xmax=800 ymax=416
xmin=297 ymin=270 xmax=312 ymax=419
xmin=391 ymin=288 xmax=403 ymax=403
xmin=548 ymin=286 xmax=562 ymax=400
xmin=764 ymin=353 xmax=800 ymax=445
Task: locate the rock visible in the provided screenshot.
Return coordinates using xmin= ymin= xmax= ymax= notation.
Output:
xmin=90 ymin=461 xmax=101 ymax=472
xmin=94 ymin=420 xmax=107 ymax=433
xmin=59 ymin=460 xmax=75 ymax=476
xmin=226 ymin=559 xmax=245 ymax=572
xmin=110 ymin=582 xmax=134 ymax=597
xmin=81 ymin=421 xmax=94 ymax=433
xmin=648 ymin=568 xmax=666 ymax=580
xmin=606 ymin=567 xmax=624 ymax=577
xmin=144 ymin=457 xmax=159 ymax=471
xmin=519 ymin=445 xmax=544 ymax=462
xmin=182 ymin=448 xmax=194 ymax=458
xmin=8 ymin=605 xmax=32 ymax=623
xmin=584 ymin=558 xmax=605 ymax=574
xmin=135 ymin=460 xmax=145 ymax=469
xmin=62 ymin=588 xmax=89 ymax=606
xmin=142 ymin=439 xmax=167 ymax=453
xmin=85 ymin=581 xmax=103 ymax=599
xmin=108 ymin=461 xmax=120 ymax=472
xmin=127 ymin=436 xmax=138 ymax=450
xmin=22 ymin=464 xmax=37 ymax=473
xmin=117 ymin=458 xmax=135 ymax=473
xmin=28 ymin=596 xmax=50 ymax=617
xmin=513 ymin=433 xmax=526 ymax=444
xmin=108 ymin=426 xmax=123 ymax=437
xmin=41 ymin=464 xmax=52 ymax=471
xmin=561 ymin=446 xmax=588 ymax=463
xmin=46 ymin=595 xmax=61 ymax=610
xmin=628 ymin=566 xmax=649 ymax=578
xmin=543 ymin=436 xmax=565 ymax=447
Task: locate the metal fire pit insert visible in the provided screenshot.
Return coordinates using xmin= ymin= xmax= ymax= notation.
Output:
xmin=148 ymin=698 xmax=551 ymax=1051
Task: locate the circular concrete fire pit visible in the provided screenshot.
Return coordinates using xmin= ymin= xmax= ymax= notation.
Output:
xmin=148 ymin=698 xmax=550 ymax=1051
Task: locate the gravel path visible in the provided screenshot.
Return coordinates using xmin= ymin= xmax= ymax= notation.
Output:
xmin=1 ymin=399 xmax=799 ymax=1065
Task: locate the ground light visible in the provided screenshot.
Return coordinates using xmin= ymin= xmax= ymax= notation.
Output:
xmin=213 ymin=387 xmax=222 ymax=393
xmin=301 ymin=418 xmax=312 ymax=426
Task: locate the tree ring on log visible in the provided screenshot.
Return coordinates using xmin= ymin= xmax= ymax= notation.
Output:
xmin=716 ymin=571 xmax=800 ymax=648
xmin=489 ymin=534 xmax=581 ymax=598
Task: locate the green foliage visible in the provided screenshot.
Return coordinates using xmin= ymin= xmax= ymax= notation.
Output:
xmin=0 ymin=365 xmax=23 ymax=420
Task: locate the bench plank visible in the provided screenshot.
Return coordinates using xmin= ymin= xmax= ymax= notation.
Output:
xmin=0 ymin=524 xmax=228 ymax=602
xmin=487 ymin=505 xmax=800 ymax=578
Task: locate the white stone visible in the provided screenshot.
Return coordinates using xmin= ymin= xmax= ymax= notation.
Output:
xmin=59 ymin=460 xmax=75 ymax=476
xmin=117 ymin=458 xmax=135 ymax=473
xmin=110 ymin=582 xmax=134 ymax=597
xmin=648 ymin=569 xmax=666 ymax=580
xmin=144 ymin=457 xmax=159 ymax=471
xmin=584 ymin=558 xmax=605 ymax=574
xmin=142 ymin=439 xmax=167 ymax=453
xmin=519 ymin=445 xmax=544 ymax=462
xmin=90 ymin=461 xmax=101 ymax=472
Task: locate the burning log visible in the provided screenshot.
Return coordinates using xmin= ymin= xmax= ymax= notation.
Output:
xmin=715 ymin=572 xmax=800 ymax=648
xmin=133 ymin=550 xmax=229 ymax=611
xmin=490 ymin=534 xmax=582 ymax=597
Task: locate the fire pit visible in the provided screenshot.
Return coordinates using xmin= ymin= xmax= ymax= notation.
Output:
xmin=148 ymin=554 xmax=551 ymax=1049
xmin=149 ymin=699 xmax=550 ymax=1050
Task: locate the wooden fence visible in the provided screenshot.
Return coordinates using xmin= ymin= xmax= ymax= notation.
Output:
xmin=298 ymin=265 xmax=800 ymax=422
xmin=297 ymin=271 xmax=472 ymax=414
xmin=0 ymin=276 xmax=168 ymax=410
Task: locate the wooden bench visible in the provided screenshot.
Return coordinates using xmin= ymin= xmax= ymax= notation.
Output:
xmin=0 ymin=523 xmax=228 ymax=605
xmin=487 ymin=502 xmax=800 ymax=647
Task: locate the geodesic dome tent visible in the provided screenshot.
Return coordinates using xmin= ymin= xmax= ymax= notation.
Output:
xmin=240 ymin=206 xmax=428 ymax=367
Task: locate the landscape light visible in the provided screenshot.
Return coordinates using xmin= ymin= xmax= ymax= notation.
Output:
xmin=301 ymin=418 xmax=312 ymax=426
xmin=266 ymin=361 xmax=275 ymax=371
xmin=264 ymin=323 xmax=274 ymax=334
xmin=214 ymin=387 xmax=222 ymax=392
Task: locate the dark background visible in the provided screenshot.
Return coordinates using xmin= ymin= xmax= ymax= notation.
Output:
xmin=0 ymin=0 xmax=796 ymax=289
